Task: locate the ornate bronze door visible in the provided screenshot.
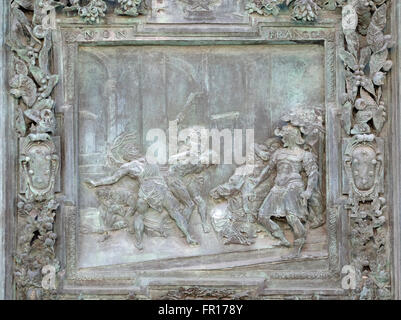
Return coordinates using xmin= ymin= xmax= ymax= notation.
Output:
xmin=0 ymin=0 xmax=400 ymax=300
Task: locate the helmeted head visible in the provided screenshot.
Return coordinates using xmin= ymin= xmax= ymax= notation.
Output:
xmin=274 ymin=124 xmax=304 ymax=148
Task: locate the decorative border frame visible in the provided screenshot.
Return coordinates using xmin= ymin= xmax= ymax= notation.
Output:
xmin=56 ymin=21 xmax=342 ymax=298
xmin=2 ymin=0 xmax=396 ymax=299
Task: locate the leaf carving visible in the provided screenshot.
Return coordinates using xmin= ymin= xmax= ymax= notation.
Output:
xmin=14 ymin=0 xmax=34 ymax=10
xmin=345 ymin=69 xmax=358 ymax=102
xmin=367 ymin=4 xmax=387 ymax=52
xmin=372 ymin=106 xmax=385 ymax=132
xmin=339 ymin=48 xmax=357 ymax=70
xmin=362 ymin=77 xmax=376 ymax=97
xmin=32 ymin=98 xmax=54 ymax=111
xmin=29 ymin=65 xmax=46 ymax=85
xmin=370 ymin=4 xmax=387 ymax=31
xmin=11 ymin=7 xmax=32 ymax=33
xmin=360 ymin=88 xmax=377 ymax=107
xmin=41 ymin=75 xmax=59 ymax=99
xmin=39 ymin=33 xmax=51 ymax=75
xmin=370 ymin=49 xmax=388 ymax=76
xmin=342 ymin=101 xmax=352 ymax=135
xmin=14 ymin=57 xmax=28 ymax=76
xmin=359 ymin=47 xmax=371 ymax=67
xmin=322 ymin=0 xmax=344 ymax=11
xmin=357 ymin=9 xmax=371 ymax=36
xmin=345 ymin=31 xmax=359 ymax=59
xmin=9 ymin=74 xmax=37 ymax=107
xmin=15 ymin=107 xmax=27 ymax=136
xmin=367 ymin=25 xmax=385 ymax=53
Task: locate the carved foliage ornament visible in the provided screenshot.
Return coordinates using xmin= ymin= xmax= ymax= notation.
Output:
xmin=6 ymin=0 xmax=393 ymax=301
xmin=63 ymin=0 xmax=146 ymax=23
xmin=245 ymin=0 xmax=347 ymax=22
xmin=338 ymin=0 xmax=392 ymax=299
xmin=160 ymin=281 xmax=268 ymax=300
xmin=7 ymin=0 xmax=61 ymax=299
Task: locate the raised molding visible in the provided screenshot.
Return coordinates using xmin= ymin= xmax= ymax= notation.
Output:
xmin=391 ymin=0 xmax=401 ymax=300
xmin=1 ymin=0 xmax=399 ymax=300
xmin=0 ymin=0 xmax=7 ymax=300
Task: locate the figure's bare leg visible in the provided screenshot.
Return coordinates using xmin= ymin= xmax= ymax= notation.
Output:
xmin=158 ymin=211 xmax=169 ymax=238
xmin=286 ymin=214 xmax=306 ymax=257
xmin=133 ymin=213 xmax=144 ymax=250
xmin=308 ymin=193 xmax=325 ymax=228
xmin=188 ymin=180 xmax=210 ymax=233
xmin=177 ymin=191 xmax=195 ymax=221
xmin=132 ymin=198 xmax=148 ymax=250
xmin=258 ymin=215 xmax=290 ymax=247
xmin=183 ymin=203 xmax=195 ymax=221
xmin=164 ymin=193 xmax=198 ymax=246
xmin=126 ymin=215 xmax=135 ymax=234
xmin=193 ymin=195 xmax=210 ymax=233
xmin=166 ymin=176 xmax=195 ymax=221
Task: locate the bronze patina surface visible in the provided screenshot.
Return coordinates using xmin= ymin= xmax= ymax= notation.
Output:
xmin=0 ymin=0 xmax=400 ymax=300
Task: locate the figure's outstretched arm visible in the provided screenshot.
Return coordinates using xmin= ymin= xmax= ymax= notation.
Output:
xmin=86 ymin=168 xmax=130 ymax=188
